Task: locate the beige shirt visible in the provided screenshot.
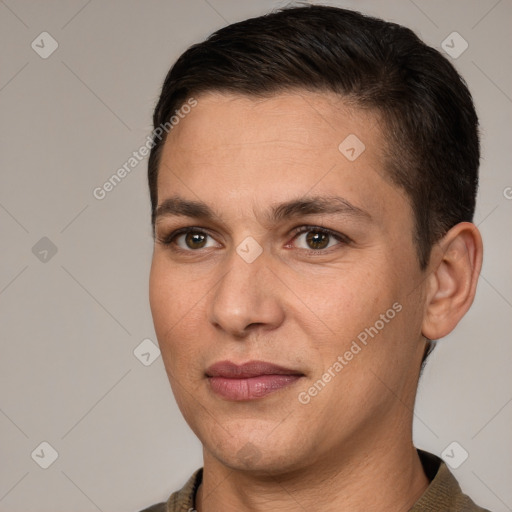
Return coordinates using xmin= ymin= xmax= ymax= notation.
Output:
xmin=140 ymin=451 xmax=491 ymax=512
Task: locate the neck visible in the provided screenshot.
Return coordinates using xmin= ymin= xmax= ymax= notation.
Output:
xmin=196 ymin=436 xmax=429 ymax=512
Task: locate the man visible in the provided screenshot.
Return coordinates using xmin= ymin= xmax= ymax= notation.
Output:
xmin=142 ymin=5 xmax=489 ymax=511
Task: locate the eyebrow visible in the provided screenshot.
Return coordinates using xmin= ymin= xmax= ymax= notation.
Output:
xmin=154 ymin=195 xmax=371 ymax=224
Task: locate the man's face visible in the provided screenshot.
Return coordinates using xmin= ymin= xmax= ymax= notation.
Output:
xmin=149 ymin=92 xmax=428 ymax=473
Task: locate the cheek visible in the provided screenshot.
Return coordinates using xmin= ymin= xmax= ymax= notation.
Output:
xmin=149 ymin=258 xmax=176 ymax=339
xmin=150 ymin=254 xmax=207 ymax=325
xmin=289 ymin=259 xmax=410 ymax=407
xmin=149 ymin=257 xmax=206 ymax=369
xmin=287 ymin=261 xmax=393 ymax=346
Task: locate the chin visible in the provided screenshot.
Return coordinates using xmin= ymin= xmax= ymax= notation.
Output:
xmin=203 ymin=425 xmax=313 ymax=475
xmin=220 ymin=447 xmax=302 ymax=475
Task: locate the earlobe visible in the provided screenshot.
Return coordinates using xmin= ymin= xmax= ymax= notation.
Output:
xmin=421 ymin=222 xmax=483 ymax=341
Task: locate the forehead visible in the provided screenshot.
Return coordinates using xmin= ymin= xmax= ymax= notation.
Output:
xmin=166 ymin=91 xmax=384 ymax=153
xmin=157 ymin=91 xmax=407 ymax=222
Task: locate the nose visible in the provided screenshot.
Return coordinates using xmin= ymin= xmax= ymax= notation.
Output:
xmin=208 ymin=249 xmax=285 ymax=338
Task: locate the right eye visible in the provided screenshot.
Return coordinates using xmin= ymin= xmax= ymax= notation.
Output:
xmin=158 ymin=228 xmax=221 ymax=251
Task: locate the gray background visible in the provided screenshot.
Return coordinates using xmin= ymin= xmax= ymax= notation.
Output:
xmin=0 ymin=1 xmax=511 ymax=511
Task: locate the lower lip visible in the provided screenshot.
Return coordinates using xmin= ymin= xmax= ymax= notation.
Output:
xmin=208 ymin=375 xmax=302 ymax=401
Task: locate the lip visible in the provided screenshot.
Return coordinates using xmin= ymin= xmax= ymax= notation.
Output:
xmin=206 ymin=360 xmax=304 ymax=401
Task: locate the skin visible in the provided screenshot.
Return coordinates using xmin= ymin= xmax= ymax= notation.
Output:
xmin=149 ymin=91 xmax=483 ymax=512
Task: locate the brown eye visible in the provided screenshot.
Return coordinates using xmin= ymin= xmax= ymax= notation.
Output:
xmin=305 ymin=231 xmax=330 ymax=250
xmin=185 ymin=231 xmax=207 ymax=249
xmin=168 ymin=229 xmax=219 ymax=251
xmin=292 ymin=227 xmax=345 ymax=251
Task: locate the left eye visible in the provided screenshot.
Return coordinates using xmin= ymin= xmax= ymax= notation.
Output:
xmin=292 ymin=229 xmax=342 ymax=250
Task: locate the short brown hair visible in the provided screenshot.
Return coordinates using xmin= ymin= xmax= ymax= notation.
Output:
xmin=148 ymin=5 xmax=479 ymax=269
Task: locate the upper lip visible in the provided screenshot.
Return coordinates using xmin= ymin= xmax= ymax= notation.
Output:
xmin=205 ymin=360 xmax=303 ymax=378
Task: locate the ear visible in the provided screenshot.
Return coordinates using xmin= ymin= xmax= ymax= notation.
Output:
xmin=422 ymin=222 xmax=483 ymax=340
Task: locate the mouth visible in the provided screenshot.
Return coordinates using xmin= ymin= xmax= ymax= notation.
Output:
xmin=205 ymin=360 xmax=304 ymax=401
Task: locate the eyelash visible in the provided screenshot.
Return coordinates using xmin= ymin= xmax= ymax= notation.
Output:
xmin=287 ymin=225 xmax=350 ymax=252
xmin=156 ymin=225 xmax=351 ymax=253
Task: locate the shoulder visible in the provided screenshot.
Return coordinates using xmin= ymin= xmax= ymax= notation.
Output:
xmin=137 ymin=468 xmax=203 ymax=512
xmin=138 ymin=504 xmax=166 ymax=512
xmin=411 ymin=451 xmax=492 ymax=512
